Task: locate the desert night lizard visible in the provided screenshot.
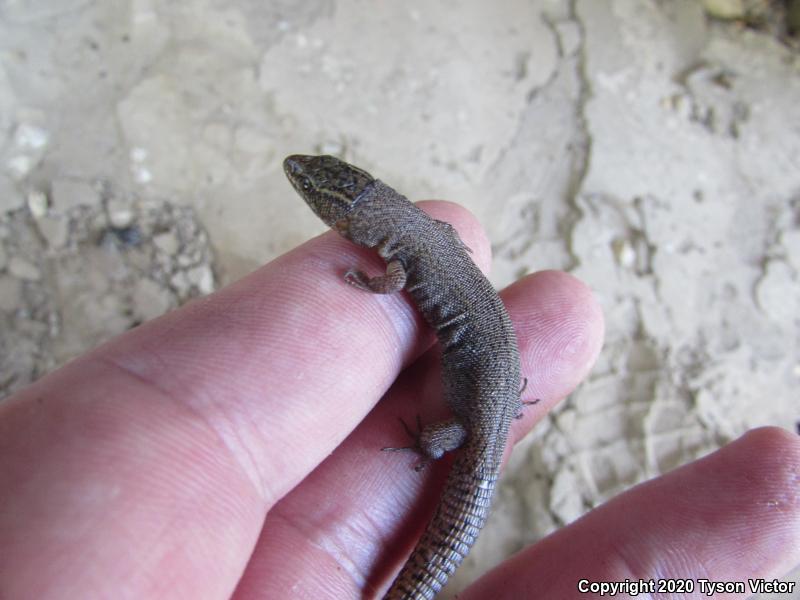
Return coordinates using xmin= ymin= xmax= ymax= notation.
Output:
xmin=284 ymin=154 xmax=522 ymax=599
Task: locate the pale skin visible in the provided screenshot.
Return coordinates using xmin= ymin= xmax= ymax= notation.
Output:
xmin=0 ymin=201 xmax=798 ymax=599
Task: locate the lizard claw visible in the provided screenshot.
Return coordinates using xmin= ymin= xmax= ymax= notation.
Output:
xmin=381 ymin=415 xmax=431 ymax=471
xmin=381 ymin=415 xmax=423 ymax=451
xmin=399 ymin=415 xmax=424 ymax=439
xmin=344 ymin=269 xmax=371 ymax=290
xmin=515 ymin=397 xmax=541 ymax=419
xmin=514 ymin=377 xmax=541 ymax=418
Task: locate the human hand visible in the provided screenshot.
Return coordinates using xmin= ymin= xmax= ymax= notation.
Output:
xmin=1 ymin=202 xmax=797 ymax=599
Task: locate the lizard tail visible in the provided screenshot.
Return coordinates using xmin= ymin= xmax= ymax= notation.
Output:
xmin=382 ymin=455 xmax=498 ymax=600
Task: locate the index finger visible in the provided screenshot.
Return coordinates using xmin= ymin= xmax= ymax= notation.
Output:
xmin=0 ymin=201 xmax=491 ymax=599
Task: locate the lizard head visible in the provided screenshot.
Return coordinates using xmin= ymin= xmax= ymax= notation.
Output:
xmin=283 ymin=154 xmax=375 ymax=227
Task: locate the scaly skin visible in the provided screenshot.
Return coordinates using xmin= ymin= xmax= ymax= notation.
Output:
xmin=284 ymin=154 xmax=521 ymax=599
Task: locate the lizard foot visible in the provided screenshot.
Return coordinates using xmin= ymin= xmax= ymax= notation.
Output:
xmin=344 ymin=259 xmax=406 ymax=294
xmin=383 ymin=415 xmax=468 ymax=470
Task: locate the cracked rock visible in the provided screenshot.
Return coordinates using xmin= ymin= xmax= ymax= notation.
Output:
xmin=0 ymin=189 xmax=217 ymax=400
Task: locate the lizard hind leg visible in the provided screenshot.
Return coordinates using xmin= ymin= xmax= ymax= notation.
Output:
xmin=382 ymin=415 xmax=468 ymax=472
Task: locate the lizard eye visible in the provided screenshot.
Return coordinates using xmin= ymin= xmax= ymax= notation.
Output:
xmin=301 ymin=179 xmax=312 ymax=191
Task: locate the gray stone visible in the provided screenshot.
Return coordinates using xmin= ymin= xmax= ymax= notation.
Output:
xmin=152 ymin=231 xmax=180 ymax=255
xmin=132 ymin=277 xmax=173 ymax=322
xmin=106 ymin=197 xmax=135 ymax=228
xmin=185 ymin=264 xmax=215 ymax=295
xmin=26 ymin=189 xmax=49 ymax=219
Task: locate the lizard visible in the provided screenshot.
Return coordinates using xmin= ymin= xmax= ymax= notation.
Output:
xmin=283 ymin=154 xmax=522 ymax=600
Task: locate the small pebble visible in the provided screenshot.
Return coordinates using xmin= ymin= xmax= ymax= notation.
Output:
xmin=612 ymin=237 xmax=636 ymax=269
xmin=107 ymin=198 xmax=135 ymax=228
xmin=153 ymin=231 xmax=179 ymax=255
xmin=186 ymin=264 xmax=214 ymax=295
xmin=27 ymin=190 xmax=49 ymax=218
xmin=132 ymin=165 xmax=153 ymax=184
xmin=319 ymin=140 xmax=344 ymax=155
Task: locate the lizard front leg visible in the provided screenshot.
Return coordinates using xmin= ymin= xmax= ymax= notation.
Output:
xmin=345 ymin=258 xmax=407 ymax=294
xmin=384 ymin=417 xmax=469 ymax=471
